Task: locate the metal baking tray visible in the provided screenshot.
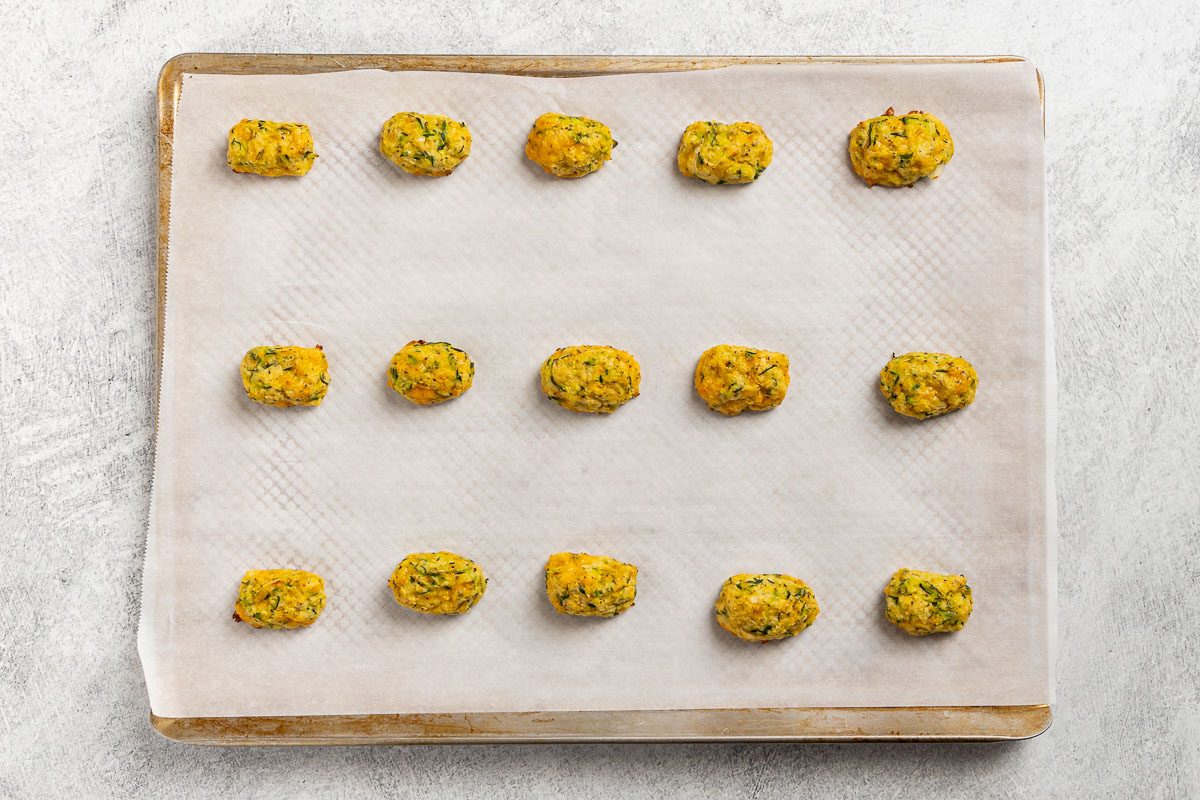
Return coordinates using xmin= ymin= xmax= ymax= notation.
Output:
xmin=151 ymin=53 xmax=1049 ymax=744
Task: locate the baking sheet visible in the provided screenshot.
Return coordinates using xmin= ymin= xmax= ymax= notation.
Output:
xmin=140 ymin=62 xmax=1050 ymax=718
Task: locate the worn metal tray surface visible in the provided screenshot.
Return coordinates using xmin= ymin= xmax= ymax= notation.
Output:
xmin=147 ymin=53 xmax=1051 ymax=744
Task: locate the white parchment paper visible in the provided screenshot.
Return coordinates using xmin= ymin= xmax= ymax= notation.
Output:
xmin=139 ymin=63 xmax=1051 ymax=717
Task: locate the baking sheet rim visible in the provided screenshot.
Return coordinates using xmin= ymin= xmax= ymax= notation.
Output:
xmin=148 ymin=52 xmax=1051 ymax=744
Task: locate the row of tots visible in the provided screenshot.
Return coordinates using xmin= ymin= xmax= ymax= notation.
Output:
xmin=226 ymin=107 xmax=955 ymax=187
xmin=242 ymin=342 xmax=979 ymax=420
xmin=234 ymin=556 xmax=974 ymax=641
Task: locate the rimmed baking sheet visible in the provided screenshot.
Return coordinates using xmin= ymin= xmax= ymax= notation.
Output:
xmin=143 ymin=54 xmax=1052 ymax=743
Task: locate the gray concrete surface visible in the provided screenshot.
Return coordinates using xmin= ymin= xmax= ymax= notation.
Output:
xmin=1 ymin=1 xmax=1197 ymax=797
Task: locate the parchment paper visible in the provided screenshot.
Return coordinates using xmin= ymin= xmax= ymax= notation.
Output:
xmin=139 ymin=62 xmax=1051 ymax=717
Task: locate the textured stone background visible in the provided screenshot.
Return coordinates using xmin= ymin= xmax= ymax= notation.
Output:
xmin=1 ymin=1 xmax=1197 ymax=797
